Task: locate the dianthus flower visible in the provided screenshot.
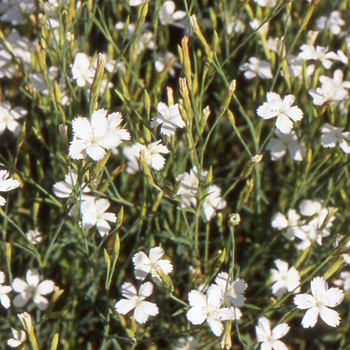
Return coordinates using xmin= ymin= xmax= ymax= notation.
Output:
xmin=0 ymin=170 xmax=20 ymax=206
xmin=0 ymin=102 xmax=26 ymax=135
xmin=208 ymin=272 xmax=247 ymax=310
xmin=266 ymin=130 xmax=304 ymax=161
xmin=80 ymin=198 xmax=116 ymax=236
xmin=257 ymin=92 xmax=303 ymax=134
xmin=133 ymin=246 xmax=173 ymax=283
xmin=255 ymin=317 xmax=290 ymax=350
xmin=123 ymin=140 xmax=169 ymax=172
xmin=115 ymin=282 xmax=158 ymax=324
xmin=186 ymin=288 xmax=235 ymax=337
xmin=151 ymin=102 xmax=185 ymax=136
xmin=0 ymin=271 xmax=12 ymax=309
xmin=320 ymin=123 xmax=350 ymax=153
xmin=12 ymin=269 xmax=55 ymax=310
xmin=294 ymin=276 xmax=344 ymax=328
xmin=202 ymin=184 xmax=226 ymax=222
xmin=239 ymin=57 xmax=273 ymax=79
xmin=69 ymin=109 xmax=130 ymax=161
xmin=271 ymin=259 xmax=300 ymax=297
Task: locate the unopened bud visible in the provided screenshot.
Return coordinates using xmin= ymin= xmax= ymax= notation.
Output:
xmin=228 ymin=213 xmax=241 ymax=227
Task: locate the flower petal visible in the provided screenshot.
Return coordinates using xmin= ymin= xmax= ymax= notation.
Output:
xmin=301 ymin=307 xmax=319 ymax=328
xmin=319 ymin=306 xmax=341 ymax=327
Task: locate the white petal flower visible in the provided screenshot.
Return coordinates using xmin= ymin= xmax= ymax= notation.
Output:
xmin=0 ymin=169 xmax=20 ymax=206
xmin=208 ymin=272 xmax=247 ymax=308
xmin=124 ymin=140 xmax=169 ymax=172
xmin=298 ymin=45 xmax=339 ymax=69
xmin=256 ymin=317 xmax=290 ymax=350
xmin=115 ymin=281 xmax=158 ymax=324
xmin=133 ymin=246 xmax=173 ymax=283
xmin=316 ymin=11 xmax=345 ymax=36
xmin=175 ymin=166 xmax=208 ymax=208
xmin=186 ymin=288 xmax=235 ymax=337
xmin=159 ymin=1 xmax=186 ymax=26
xmin=257 ymin=92 xmax=303 ymax=134
xmin=309 ymin=70 xmax=350 ymax=106
xmin=25 ymin=229 xmax=42 ymax=245
xmin=0 ymin=271 xmax=12 ymax=309
xmin=266 ymin=130 xmax=304 ymax=161
xmin=81 ymin=198 xmax=116 ymax=236
xmin=71 ymin=52 xmax=95 ymax=87
xmin=321 ymin=123 xmax=350 ymax=153
xmin=239 ymin=57 xmax=273 ymax=79
xmin=271 ymin=259 xmax=300 ymax=297
xmin=0 ymin=102 xmax=26 ymax=135
xmin=202 ymin=184 xmax=226 ymax=221
xmin=69 ymin=109 xmax=130 ymax=161
xmin=294 ymin=276 xmax=344 ymax=328
xmin=7 ymin=328 xmax=26 ymax=348
xmin=151 ymin=102 xmax=185 ymax=136
xmin=12 ymin=269 xmax=55 ymax=310
xmin=334 ymin=271 xmax=350 ymax=291
xmin=53 ymin=170 xmax=92 ymax=199
xmin=290 ymin=199 xmax=336 ymax=250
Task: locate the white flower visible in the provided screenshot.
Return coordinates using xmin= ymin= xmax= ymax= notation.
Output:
xmin=286 ymin=55 xmax=315 ymax=82
xmin=291 ymin=199 xmax=336 ymax=250
xmin=320 ymin=123 xmax=350 ymax=153
xmin=253 ymin=0 xmax=277 ymax=7
xmin=53 ymin=170 xmax=92 ymax=199
xmin=124 ymin=140 xmax=170 ymax=172
xmin=81 ymin=198 xmax=116 ymax=236
xmin=12 ymin=269 xmax=55 ymax=310
xmin=298 ymin=45 xmax=339 ymax=69
xmin=71 ymin=53 xmax=95 ymax=87
xmin=0 ymin=170 xmax=20 ymax=206
xmin=114 ymin=281 xmax=158 ymax=324
xmin=186 ymin=289 xmax=235 ymax=337
xmin=309 ymin=69 xmax=350 ymax=106
xmin=271 ymin=209 xmax=301 ymax=241
xmin=133 ymin=246 xmax=173 ymax=283
xmin=175 ymin=167 xmax=208 ymax=208
xmin=0 ymin=102 xmax=26 ymax=135
xmin=294 ymin=276 xmax=344 ymax=328
xmin=25 ymin=229 xmax=42 ymax=245
xmin=202 ymin=184 xmax=226 ymax=222
xmin=69 ymin=109 xmax=130 ymax=161
xmin=255 ymin=317 xmax=290 ymax=350
xmin=271 ymin=259 xmax=300 ymax=297
xmin=151 ymin=102 xmax=185 ymax=136
xmin=0 ymin=271 xmax=12 ymax=309
xmin=334 ymin=271 xmax=350 ymax=291
xmin=154 ymin=52 xmax=180 ymax=77
xmin=239 ymin=57 xmax=273 ymax=80
xmin=316 ymin=11 xmax=345 ymax=36
xmin=159 ymin=1 xmax=186 ymax=27
xmin=7 ymin=328 xmax=26 ymax=348
xmin=266 ymin=37 xmax=283 ymax=53
xmin=266 ymin=130 xmax=304 ymax=161
xmin=209 ymin=272 xmax=247 ymax=309
xmin=257 ymin=92 xmax=304 ymax=134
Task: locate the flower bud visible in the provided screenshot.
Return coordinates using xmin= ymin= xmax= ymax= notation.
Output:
xmin=228 ymin=213 xmax=241 ymax=227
